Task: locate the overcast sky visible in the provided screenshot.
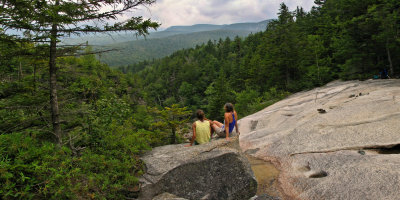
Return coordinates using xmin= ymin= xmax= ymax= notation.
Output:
xmin=5 ymin=0 xmax=314 ymax=35
xmin=131 ymin=0 xmax=315 ymax=28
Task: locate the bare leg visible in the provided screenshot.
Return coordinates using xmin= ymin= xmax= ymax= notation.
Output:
xmin=212 ymin=121 xmax=225 ymax=138
xmin=213 ymin=120 xmax=223 ymax=128
xmin=211 ymin=124 xmax=219 ymax=133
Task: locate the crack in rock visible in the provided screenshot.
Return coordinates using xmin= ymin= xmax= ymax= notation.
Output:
xmin=290 ymin=143 xmax=400 ymax=156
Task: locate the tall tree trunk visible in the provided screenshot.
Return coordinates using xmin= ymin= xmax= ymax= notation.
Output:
xmin=170 ymin=127 xmax=176 ymax=144
xmin=386 ymin=39 xmax=394 ymax=76
xmin=49 ymin=18 xmax=62 ymax=145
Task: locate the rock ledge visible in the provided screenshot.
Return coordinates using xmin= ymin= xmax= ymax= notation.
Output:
xmin=139 ymin=139 xmax=257 ymax=200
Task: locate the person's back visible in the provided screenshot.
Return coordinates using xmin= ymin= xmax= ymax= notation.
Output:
xmin=186 ymin=110 xmax=213 ymax=146
xmin=195 ymin=120 xmax=211 ymax=144
xmin=212 ymin=103 xmax=240 ymax=140
xmin=225 ymin=111 xmax=236 ymax=133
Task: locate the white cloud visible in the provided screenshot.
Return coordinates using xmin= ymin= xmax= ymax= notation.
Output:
xmin=128 ymin=0 xmax=315 ymax=28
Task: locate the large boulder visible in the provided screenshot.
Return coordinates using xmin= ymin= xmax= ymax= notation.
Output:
xmin=139 ymin=138 xmax=257 ymax=200
xmin=239 ymin=80 xmax=400 ymax=200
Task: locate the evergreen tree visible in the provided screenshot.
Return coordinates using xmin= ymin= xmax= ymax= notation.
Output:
xmin=0 ymin=0 xmax=159 ymax=145
xmin=205 ymin=68 xmax=234 ymax=120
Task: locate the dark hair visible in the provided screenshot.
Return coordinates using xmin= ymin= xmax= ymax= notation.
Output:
xmin=224 ymin=103 xmax=234 ymax=113
xmin=196 ymin=110 xmax=205 ymax=120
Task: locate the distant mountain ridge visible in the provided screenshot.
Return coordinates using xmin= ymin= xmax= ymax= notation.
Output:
xmin=164 ymin=20 xmax=270 ymax=33
xmin=64 ymin=20 xmax=271 ymax=46
xmin=98 ymin=29 xmax=255 ymax=66
xmin=64 ymin=20 xmax=273 ymax=66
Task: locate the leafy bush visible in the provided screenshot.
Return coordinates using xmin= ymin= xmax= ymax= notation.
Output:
xmin=0 ymin=52 xmax=181 ymax=199
xmin=0 ymin=130 xmax=149 ymax=199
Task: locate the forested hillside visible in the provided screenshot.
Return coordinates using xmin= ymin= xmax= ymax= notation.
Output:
xmin=123 ymin=0 xmax=400 ymax=120
xmin=64 ymin=20 xmax=271 ymax=66
xmin=63 ymin=20 xmax=270 ymax=46
xmin=0 ymin=1 xmax=188 ymax=199
xmin=1 ymin=0 xmax=400 ymax=199
xmin=98 ymin=29 xmax=258 ymax=66
xmin=0 ymin=44 xmax=191 ymax=198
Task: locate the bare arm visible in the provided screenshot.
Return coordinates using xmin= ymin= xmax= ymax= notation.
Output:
xmin=234 ymin=111 xmax=240 ymax=135
xmin=224 ymin=113 xmax=230 ymax=140
xmin=209 ymin=120 xmax=214 ymax=137
xmin=185 ymin=122 xmax=196 ymax=147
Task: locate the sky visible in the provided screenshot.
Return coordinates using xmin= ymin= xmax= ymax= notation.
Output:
xmin=130 ymin=0 xmax=315 ymax=29
xmin=4 ymin=0 xmax=315 ymax=35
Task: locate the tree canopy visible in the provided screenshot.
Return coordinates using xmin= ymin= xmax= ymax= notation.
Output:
xmin=1 ymin=0 xmax=159 ymax=145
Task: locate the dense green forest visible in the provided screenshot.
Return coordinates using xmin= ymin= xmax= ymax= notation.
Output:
xmin=97 ymin=30 xmax=261 ymax=67
xmin=66 ymin=20 xmax=271 ymax=67
xmin=1 ymin=0 xmax=400 ymax=199
xmin=0 ymin=0 xmax=185 ymax=199
xmin=64 ymin=20 xmax=271 ymax=46
xmin=122 ymin=0 xmax=400 ymax=120
xmin=0 ymin=43 xmax=191 ymax=198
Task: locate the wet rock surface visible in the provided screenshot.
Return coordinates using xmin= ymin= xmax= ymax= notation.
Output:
xmin=139 ymin=138 xmax=257 ymax=200
xmin=247 ymin=156 xmax=281 ymax=198
xmin=239 ymin=80 xmax=400 ymax=200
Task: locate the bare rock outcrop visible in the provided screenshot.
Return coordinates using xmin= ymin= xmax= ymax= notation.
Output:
xmin=139 ymin=139 xmax=257 ymax=200
xmin=152 ymin=193 xmax=188 ymax=200
xmin=239 ymin=80 xmax=400 ymax=200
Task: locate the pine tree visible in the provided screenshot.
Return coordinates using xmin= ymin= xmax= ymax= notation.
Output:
xmin=0 ymin=0 xmax=159 ymax=145
xmin=205 ymin=68 xmax=234 ymax=120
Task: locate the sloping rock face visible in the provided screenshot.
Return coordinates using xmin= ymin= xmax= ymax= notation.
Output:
xmin=239 ymin=80 xmax=400 ymax=200
xmin=152 ymin=193 xmax=188 ymax=200
xmin=139 ymin=139 xmax=257 ymax=200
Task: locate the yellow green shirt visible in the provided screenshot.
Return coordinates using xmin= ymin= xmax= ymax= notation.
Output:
xmin=195 ymin=120 xmax=211 ymax=144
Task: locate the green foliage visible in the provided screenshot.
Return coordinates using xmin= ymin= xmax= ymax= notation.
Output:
xmin=100 ymin=30 xmax=259 ymax=67
xmin=205 ymin=69 xmax=235 ymax=120
xmin=234 ymin=89 xmax=260 ymax=117
xmin=151 ymin=105 xmax=191 ymax=144
xmin=63 ymin=20 xmax=272 ymax=67
xmin=0 ymin=131 xmax=146 ymax=199
xmin=122 ymin=0 xmax=400 ymax=120
xmin=235 ymin=88 xmax=290 ymax=118
xmin=0 ymin=50 xmax=182 ymax=199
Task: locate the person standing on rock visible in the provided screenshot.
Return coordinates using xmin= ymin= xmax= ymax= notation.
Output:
xmin=212 ymin=103 xmax=240 ymax=141
xmin=185 ymin=110 xmax=214 ymax=147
